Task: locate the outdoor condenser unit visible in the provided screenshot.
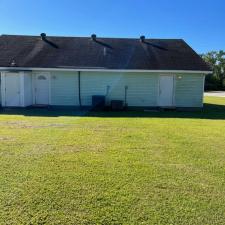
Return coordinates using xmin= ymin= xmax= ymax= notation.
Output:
xmin=111 ymin=100 xmax=124 ymax=111
xmin=92 ymin=95 xmax=105 ymax=109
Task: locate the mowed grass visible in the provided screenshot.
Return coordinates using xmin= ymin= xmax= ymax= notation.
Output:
xmin=0 ymin=97 xmax=225 ymax=225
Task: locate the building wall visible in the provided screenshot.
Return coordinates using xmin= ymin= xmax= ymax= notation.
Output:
xmin=50 ymin=71 xmax=79 ymax=106
xmin=0 ymin=70 xmax=205 ymax=108
xmin=80 ymin=72 xmax=158 ymax=106
xmin=175 ymin=73 xmax=204 ymax=107
xmin=24 ymin=72 xmax=33 ymax=106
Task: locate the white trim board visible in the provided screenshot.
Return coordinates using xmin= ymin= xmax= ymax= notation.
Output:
xmin=0 ymin=67 xmax=212 ymax=74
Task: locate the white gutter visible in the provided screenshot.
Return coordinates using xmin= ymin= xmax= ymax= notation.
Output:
xmin=0 ymin=67 xmax=212 ymax=74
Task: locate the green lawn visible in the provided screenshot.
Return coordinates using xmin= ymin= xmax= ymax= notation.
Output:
xmin=0 ymin=97 xmax=225 ymax=225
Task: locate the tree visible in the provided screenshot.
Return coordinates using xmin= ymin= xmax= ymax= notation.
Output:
xmin=201 ymin=51 xmax=225 ymax=90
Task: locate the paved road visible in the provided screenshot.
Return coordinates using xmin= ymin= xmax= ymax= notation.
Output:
xmin=204 ymin=91 xmax=225 ymax=97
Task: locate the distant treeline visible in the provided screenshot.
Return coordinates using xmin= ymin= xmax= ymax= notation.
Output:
xmin=201 ymin=51 xmax=225 ymax=90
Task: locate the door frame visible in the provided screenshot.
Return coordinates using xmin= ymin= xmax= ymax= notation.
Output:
xmin=32 ymin=72 xmax=51 ymax=105
xmin=157 ymin=75 xmax=175 ymax=107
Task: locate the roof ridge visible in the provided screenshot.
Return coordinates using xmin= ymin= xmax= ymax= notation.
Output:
xmin=1 ymin=34 xmax=184 ymax=41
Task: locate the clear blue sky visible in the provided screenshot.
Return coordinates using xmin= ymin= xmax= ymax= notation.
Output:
xmin=0 ymin=0 xmax=224 ymax=53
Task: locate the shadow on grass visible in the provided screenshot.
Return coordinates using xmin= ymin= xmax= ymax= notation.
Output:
xmin=0 ymin=103 xmax=225 ymax=120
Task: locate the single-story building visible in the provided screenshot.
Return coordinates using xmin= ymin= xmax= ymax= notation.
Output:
xmin=0 ymin=34 xmax=211 ymax=109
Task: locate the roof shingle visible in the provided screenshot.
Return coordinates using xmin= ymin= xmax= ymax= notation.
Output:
xmin=0 ymin=35 xmax=211 ymax=71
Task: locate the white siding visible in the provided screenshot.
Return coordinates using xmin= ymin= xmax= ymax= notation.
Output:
xmin=50 ymin=71 xmax=79 ymax=106
xmin=24 ymin=72 xmax=33 ymax=106
xmin=175 ymin=74 xmax=204 ymax=107
xmin=80 ymin=72 xmax=158 ymax=106
xmin=0 ymin=70 xmax=205 ymax=108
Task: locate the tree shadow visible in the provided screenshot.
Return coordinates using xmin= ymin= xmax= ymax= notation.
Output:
xmin=0 ymin=103 xmax=225 ymax=120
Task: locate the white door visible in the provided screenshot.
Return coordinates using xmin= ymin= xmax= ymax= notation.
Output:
xmin=158 ymin=75 xmax=174 ymax=107
xmin=35 ymin=73 xmax=49 ymax=105
xmin=5 ymin=73 xmax=21 ymax=106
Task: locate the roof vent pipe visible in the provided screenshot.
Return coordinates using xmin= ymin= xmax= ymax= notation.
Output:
xmin=140 ymin=35 xmax=145 ymax=42
xmin=91 ymin=34 xmax=97 ymax=41
xmin=10 ymin=59 xmax=16 ymax=67
xmin=40 ymin=33 xmax=47 ymax=40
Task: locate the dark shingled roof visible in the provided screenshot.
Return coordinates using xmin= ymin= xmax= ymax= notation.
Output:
xmin=0 ymin=34 xmax=211 ymax=71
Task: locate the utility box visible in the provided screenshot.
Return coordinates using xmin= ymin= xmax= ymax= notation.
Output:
xmin=92 ymin=95 xmax=105 ymax=110
xmin=111 ymin=100 xmax=124 ymax=111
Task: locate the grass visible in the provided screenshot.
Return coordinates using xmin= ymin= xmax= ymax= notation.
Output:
xmin=0 ymin=96 xmax=225 ymax=225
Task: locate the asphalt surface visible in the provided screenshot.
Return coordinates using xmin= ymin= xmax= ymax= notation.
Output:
xmin=204 ymin=91 xmax=225 ymax=97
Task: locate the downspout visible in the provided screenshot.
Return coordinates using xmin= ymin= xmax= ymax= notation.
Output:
xmin=78 ymin=71 xmax=82 ymax=107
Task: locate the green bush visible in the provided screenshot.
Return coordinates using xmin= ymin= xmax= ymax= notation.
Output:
xmin=201 ymin=51 xmax=225 ymax=91
xmin=205 ymin=74 xmax=222 ymax=91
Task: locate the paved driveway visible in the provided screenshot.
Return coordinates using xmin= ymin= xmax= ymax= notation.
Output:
xmin=204 ymin=91 xmax=225 ymax=97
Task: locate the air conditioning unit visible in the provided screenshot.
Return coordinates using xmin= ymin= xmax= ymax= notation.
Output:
xmin=92 ymin=95 xmax=105 ymax=110
xmin=111 ymin=100 xmax=124 ymax=111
